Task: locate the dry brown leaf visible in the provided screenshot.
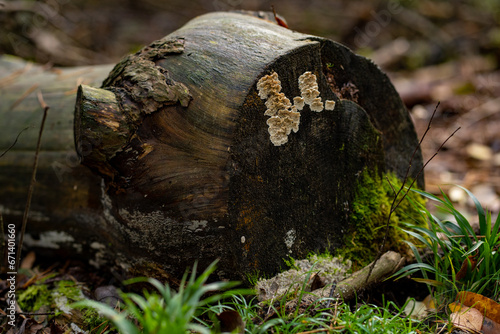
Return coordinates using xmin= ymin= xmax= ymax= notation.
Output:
xmin=308 ymin=272 xmax=326 ymax=291
xmin=456 ymin=291 xmax=500 ymax=324
xmin=20 ymin=251 xmax=36 ymax=270
xmin=482 ymin=316 xmax=500 ymax=334
xmin=449 ymin=303 xmax=483 ymax=333
xmin=216 ymin=310 xmax=245 ymax=334
xmin=455 ymin=254 xmax=477 ymax=281
xmin=422 ymin=294 xmax=436 ymax=310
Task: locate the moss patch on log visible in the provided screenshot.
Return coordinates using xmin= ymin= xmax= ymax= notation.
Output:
xmin=339 ymin=169 xmax=426 ymax=270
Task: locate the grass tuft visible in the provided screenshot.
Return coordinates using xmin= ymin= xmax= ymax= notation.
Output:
xmin=392 ymin=186 xmax=500 ymax=304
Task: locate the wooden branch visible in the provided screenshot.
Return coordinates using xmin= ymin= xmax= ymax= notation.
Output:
xmin=304 ymin=251 xmax=405 ymax=303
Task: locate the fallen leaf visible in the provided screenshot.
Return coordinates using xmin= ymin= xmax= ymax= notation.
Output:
xmin=20 ymin=251 xmax=36 ymax=270
xmin=217 ymin=310 xmax=245 ymax=334
xmin=422 ymin=294 xmax=436 ymax=310
xmin=456 ymin=254 xmax=478 ymax=281
xmin=308 ymin=272 xmax=326 ymax=291
xmin=450 ymin=306 xmax=483 ymax=333
xmin=483 ymin=316 xmax=500 ymax=334
xmin=403 ymin=297 xmax=427 ymax=320
xmin=27 ymin=322 xmax=45 ymax=334
xmin=456 ymin=291 xmax=500 ymax=324
xmin=94 ymin=285 xmax=122 ymax=308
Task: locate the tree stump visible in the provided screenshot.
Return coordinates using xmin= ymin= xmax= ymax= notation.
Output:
xmin=0 ymin=12 xmax=423 ymax=281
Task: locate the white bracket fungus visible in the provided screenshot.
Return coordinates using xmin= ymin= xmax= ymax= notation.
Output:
xmin=257 ymin=71 xmax=336 ymax=146
xmin=325 ymin=100 xmax=336 ymax=111
xmin=298 ymin=72 xmax=322 ymax=111
xmin=256 ymin=72 xmax=300 ymax=146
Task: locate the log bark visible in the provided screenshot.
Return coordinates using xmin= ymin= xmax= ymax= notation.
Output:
xmin=0 ymin=12 xmax=423 ymax=281
xmin=0 ymin=55 xmax=114 ymax=264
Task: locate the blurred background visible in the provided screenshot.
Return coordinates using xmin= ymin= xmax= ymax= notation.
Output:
xmin=1 ymin=0 xmax=500 ymax=216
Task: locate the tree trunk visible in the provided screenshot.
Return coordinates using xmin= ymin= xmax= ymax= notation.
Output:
xmin=0 ymin=12 xmax=423 ymax=281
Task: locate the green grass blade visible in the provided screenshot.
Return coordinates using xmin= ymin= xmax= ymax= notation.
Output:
xmin=73 ymin=300 xmax=141 ymax=334
xmin=463 ymin=241 xmax=484 ymax=257
xmin=410 ymin=188 xmax=443 ymax=203
xmin=457 ymin=185 xmax=487 ymax=234
xmin=490 ymin=211 xmax=500 ymax=245
xmin=391 ymin=262 xmax=437 ymax=281
xmin=441 ymin=221 xmax=462 ymax=236
xmin=401 ymin=228 xmax=432 ymax=248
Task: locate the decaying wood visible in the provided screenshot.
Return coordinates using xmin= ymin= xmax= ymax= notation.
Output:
xmin=1 ymin=12 xmax=423 ymax=282
xmin=256 ymin=251 xmax=404 ymax=319
xmin=0 ymin=55 xmax=114 ymax=271
xmin=308 ymin=251 xmax=404 ymax=302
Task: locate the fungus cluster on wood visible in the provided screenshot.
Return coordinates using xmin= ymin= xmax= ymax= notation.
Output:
xmin=257 ymin=71 xmax=337 ymax=146
xmin=256 ymin=72 xmax=300 ymax=146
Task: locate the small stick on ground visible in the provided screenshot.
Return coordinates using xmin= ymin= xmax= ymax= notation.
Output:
xmin=15 ymin=91 xmax=49 ymax=271
xmin=365 ymin=102 xmax=460 ymax=283
xmin=0 ymin=126 xmax=30 ymax=159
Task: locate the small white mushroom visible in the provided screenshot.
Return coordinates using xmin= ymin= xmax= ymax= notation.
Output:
xmin=325 ymin=100 xmax=336 ymax=111
xmin=301 ymin=88 xmax=320 ymax=105
xmin=266 ymin=116 xmax=289 ymax=146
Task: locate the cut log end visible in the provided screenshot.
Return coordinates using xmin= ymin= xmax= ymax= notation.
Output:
xmin=75 ymin=85 xmax=129 ymax=179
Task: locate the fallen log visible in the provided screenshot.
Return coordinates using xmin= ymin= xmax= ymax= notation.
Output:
xmin=0 ymin=11 xmax=423 ymax=281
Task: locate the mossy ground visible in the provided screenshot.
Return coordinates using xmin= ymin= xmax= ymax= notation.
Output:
xmin=16 ymin=277 xmax=109 ymax=331
xmin=18 ymin=279 xmax=80 ymax=313
xmin=338 ymin=169 xmax=426 ymax=269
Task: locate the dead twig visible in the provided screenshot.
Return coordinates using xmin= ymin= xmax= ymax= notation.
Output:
xmin=0 ymin=126 xmax=30 ymax=159
xmin=15 ymin=91 xmax=49 ymax=271
xmin=18 ymin=312 xmax=56 ymax=316
xmin=9 ymin=84 xmax=38 ymax=111
xmin=365 ymin=102 xmax=460 ymax=283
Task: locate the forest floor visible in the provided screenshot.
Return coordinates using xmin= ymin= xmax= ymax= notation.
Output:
xmin=1 ymin=0 xmax=500 ymax=333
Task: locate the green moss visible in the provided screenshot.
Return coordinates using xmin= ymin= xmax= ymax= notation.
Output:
xmin=55 ymin=280 xmax=83 ymax=301
xmin=83 ymin=308 xmax=114 ymax=333
xmin=17 ymin=280 xmax=84 ymax=314
xmin=18 ymin=284 xmax=52 ymax=312
xmin=338 ymin=169 xmax=426 ymax=269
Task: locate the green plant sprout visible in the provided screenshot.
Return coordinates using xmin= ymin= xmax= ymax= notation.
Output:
xmin=392 ymin=186 xmax=500 ymax=304
xmin=73 ymin=258 xmax=433 ymax=333
xmin=73 ymin=260 xmax=244 ymax=334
